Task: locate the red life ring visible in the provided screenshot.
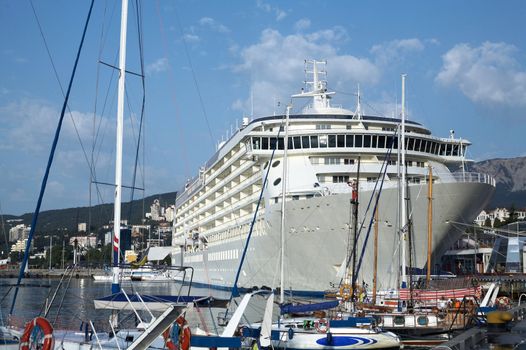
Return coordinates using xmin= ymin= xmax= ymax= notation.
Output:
xmin=314 ymin=318 xmax=328 ymax=334
xmin=20 ymin=317 xmax=54 ymax=350
xmin=163 ymin=315 xmax=191 ymax=350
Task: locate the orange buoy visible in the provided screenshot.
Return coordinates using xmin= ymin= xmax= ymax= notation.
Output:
xmin=20 ymin=317 xmax=54 ymax=350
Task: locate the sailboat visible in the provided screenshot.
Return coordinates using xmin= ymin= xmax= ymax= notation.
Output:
xmin=0 ymin=2 xmax=256 ymax=349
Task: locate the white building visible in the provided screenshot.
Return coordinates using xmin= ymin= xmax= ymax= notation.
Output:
xmin=165 ymin=205 xmax=175 ymax=222
xmin=78 ymin=222 xmax=87 ymax=232
xmin=69 ymin=236 xmax=97 ymax=248
xmin=150 ymin=199 xmax=161 ymax=221
xmin=9 ymin=224 xmax=30 ymax=242
xmin=475 ymin=208 xmax=512 ymax=227
xmin=10 ymin=239 xmax=29 ymax=253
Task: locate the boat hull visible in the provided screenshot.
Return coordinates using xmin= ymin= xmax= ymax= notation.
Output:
xmin=173 ymin=181 xmax=494 ymax=294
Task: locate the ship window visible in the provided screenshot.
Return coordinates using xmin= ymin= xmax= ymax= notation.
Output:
xmin=316 ymin=124 xmax=331 ymax=130
xmin=461 ymin=144 xmax=466 ymax=156
xmin=272 ymin=160 xmax=280 ymax=168
xmin=278 ymin=138 xmax=284 ymax=150
xmin=425 ymin=140 xmax=431 ymax=153
xmin=414 ymin=138 xmax=421 ymax=152
xmin=337 ymin=135 xmax=345 ymax=147
xmin=333 ymin=175 xmax=349 ymax=183
xmin=392 ymin=136 xmax=398 ymax=149
xmin=252 ymin=137 xmax=260 ymax=150
xmin=363 ymin=135 xmax=371 ymax=147
xmin=270 ymin=137 xmax=277 ymax=150
xmin=439 ymin=144 xmax=445 ymax=155
xmin=394 ymin=316 xmax=405 ymax=326
xmin=328 ymin=135 xmax=337 ymax=147
xmin=310 ymin=136 xmax=319 ymax=148
xmin=273 ymin=178 xmax=282 ymax=186
xmin=262 ymin=137 xmax=269 ymax=150
xmin=288 ymin=138 xmax=293 ymax=150
xmin=302 ymin=136 xmax=310 ymax=148
xmin=407 ymin=137 xmax=414 ymax=151
xmin=433 ymin=142 xmax=439 ymax=155
xmin=319 ymin=135 xmax=328 ymax=148
xmin=386 ymin=136 xmax=394 ymax=148
xmin=371 ymin=135 xmax=377 ymax=148
xmin=263 ymin=161 xmax=269 ymax=169
xmin=446 ymin=144 xmax=452 ymax=156
xmin=325 ymin=157 xmax=339 ymax=165
xmin=355 ymin=135 xmax=363 ymax=147
xmin=378 ymin=135 xmax=386 ymax=148
xmin=293 ymin=136 xmax=301 ymax=149
xmin=346 ymin=135 xmax=354 ymax=147
xmin=452 ymin=144 xmax=459 ymax=156
xmin=344 ymin=159 xmax=354 ymax=165
xmin=419 ymin=140 xmax=426 ymax=152
xmin=292 ymin=195 xmax=300 ymax=200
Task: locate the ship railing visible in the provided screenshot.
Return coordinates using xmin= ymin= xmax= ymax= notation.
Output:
xmin=437 ymin=172 xmax=496 ymax=187
xmin=326 ymin=171 xmax=495 ymax=195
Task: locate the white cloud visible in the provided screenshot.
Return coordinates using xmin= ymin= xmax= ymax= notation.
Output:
xmin=436 ymin=42 xmax=526 ymax=107
xmin=294 ymin=18 xmax=311 ymax=31
xmin=198 ymin=17 xmax=230 ymax=33
xmin=256 ymin=0 xmax=287 ymax=21
xmin=232 ymin=28 xmax=380 ymax=116
xmin=371 ymin=38 xmax=425 ymax=65
xmin=183 ymin=33 xmax=200 ymax=43
xmin=146 ymin=57 xmax=170 ymax=75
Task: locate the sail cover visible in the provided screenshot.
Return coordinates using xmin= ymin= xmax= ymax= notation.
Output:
xmin=280 ymin=300 xmax=339 ymax=315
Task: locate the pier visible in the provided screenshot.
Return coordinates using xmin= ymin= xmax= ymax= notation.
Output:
xmin=433 ymin=303 xmax=526 ymax=349
xmin=0 ymin=267 xmax=103 ymax=279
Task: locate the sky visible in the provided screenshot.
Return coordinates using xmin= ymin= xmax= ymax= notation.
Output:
xmin=0 ymin=0 xmax=525 ymax=215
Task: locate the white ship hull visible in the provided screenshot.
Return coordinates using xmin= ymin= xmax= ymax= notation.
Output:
xmin=173 ymin=181 xmax=494 ymax=294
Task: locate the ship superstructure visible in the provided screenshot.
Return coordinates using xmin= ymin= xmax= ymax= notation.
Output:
xmin=172 ymin=61 xmax=495 ymax=295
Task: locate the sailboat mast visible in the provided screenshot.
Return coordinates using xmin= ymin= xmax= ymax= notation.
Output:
xmin=400 ymin=74 xmax=407 ymax=289
xmin=426 ymin=166 xmax=433 ymax=286
xmin=112 ymin=0 xmax=129 ymax=295
xmin=373 ymin=196 xmax=379 ymax=304
xmin=280 ymin=105 xmax=291 ymax=304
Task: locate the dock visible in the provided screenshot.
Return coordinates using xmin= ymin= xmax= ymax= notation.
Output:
xmin=432 ymin=303 xmax=526 ymax=349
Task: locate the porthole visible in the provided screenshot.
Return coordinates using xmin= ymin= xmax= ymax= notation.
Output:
xmin=263 ymin=161 xmax=269 ymax=169
xmin=272 ymin=160 xmax=280 ymax=168
xmin=274 ymin=178 xmax=282 ymax=186
xmin=394 ymin=316 xmax=405 ymax=326
xmin=417 ymin=316 xmax=428 ymax=326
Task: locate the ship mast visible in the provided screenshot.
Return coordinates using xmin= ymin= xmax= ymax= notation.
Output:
xmin=400 ymin=74 xmax=407 ymax=289
xmin=112 ymin=0 xmax=128 ymax=296
xmin=279 ymin=105 xmax=291 ymax=304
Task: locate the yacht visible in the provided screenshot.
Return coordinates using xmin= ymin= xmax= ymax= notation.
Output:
xmin=171 ymin=60 xmax=495 ymax=295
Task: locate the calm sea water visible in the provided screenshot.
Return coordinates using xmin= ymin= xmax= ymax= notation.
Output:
xmin=0 ymin=277 xmax=245 ymax=333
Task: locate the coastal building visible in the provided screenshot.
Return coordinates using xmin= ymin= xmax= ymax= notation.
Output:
xmin=150 ymin=199 xmax=161 ymax=221
xmin=443 ymin=221 xmax=526 ymax=274
xmin=10 ymin=239 xmax=29 ymax=253
xmin=8 ymin=224 xmax=30 ymax=242
xmin=475 ymin=207 xmax=526 ymax=227
xmin=69 ymin=236 xmax=97 ymax=248
xmin=78 ymin=222 xmax=87 ymax=232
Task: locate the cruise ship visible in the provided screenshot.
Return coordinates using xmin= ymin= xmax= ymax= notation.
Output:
xmin=171 ymin=60 xmax=495 ymax=295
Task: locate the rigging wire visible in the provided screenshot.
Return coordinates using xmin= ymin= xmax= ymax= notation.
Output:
xmin=172 ymin=3 xmax=215 ymax=149
xmin=10 ymin=0 xmax=96 ymax=316
xmin=154 ymin=0 xmax=190 ymax=177
xmin=28 ymin=0 xmax=104 ymax=205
